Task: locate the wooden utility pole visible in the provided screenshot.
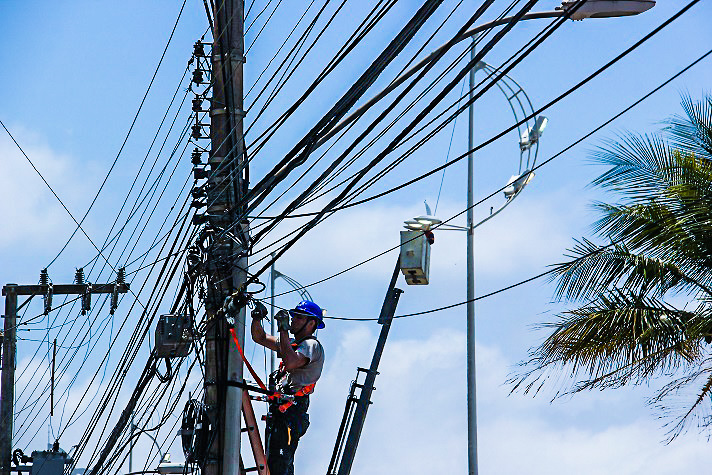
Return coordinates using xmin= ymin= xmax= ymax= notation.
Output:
xmin=203 ymin=1 xmax=247 ymax=475
xmin=0 ymin=285 xmax=17 ymax=475
xmin=0 ymin=278 xmax=128 ymax=475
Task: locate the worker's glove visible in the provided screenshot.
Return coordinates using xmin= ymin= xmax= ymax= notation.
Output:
xmin=275 ymin=309 xmax=291 ymax=332
xmin=251 ymin=301 xmax=268 ymax=320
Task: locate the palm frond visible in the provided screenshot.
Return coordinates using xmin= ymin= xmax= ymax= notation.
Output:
xmin=665 ymin=92 xmax=712 ymax=160
xmin=590 ymin=133 xmax=676 ymax=199
xmin=514 ymin=292 xmax=701 ymax=394
xmin=591 ymin=201 xmax=712 ymax=291
xmin=651 ymin=358 xmax=712 ymax=441
xmin=519 ymin=92 xmax=712 ymax=436
xmin=591 ymin=134 xmax=712 ymax=207
xmin=550 ymin=239 xmax=709 ymax=302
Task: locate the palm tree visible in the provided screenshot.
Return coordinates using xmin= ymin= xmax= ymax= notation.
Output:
xmin=513 ymin=94 xmax=712 ymax=439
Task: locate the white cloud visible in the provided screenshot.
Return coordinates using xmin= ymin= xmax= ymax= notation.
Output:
xmin=292 ymin=328 xmax=709 ymax=474
xmin=482 ymin=417 xmax=708 ymax=475
xmin=472 ymin=188 xmax=587 ymax=277
xmin=262 ymin=186 xmax=587 ymax=295
xmin=0 ymin=126 xmax=84 ymax=249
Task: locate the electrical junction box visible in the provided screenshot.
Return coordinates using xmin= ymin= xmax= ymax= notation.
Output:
xmin=155 ymin=314 xmax=193 ymax=358
xmin=30 ymin=450 xmax=73 ymax=475
xmin=399 ymin=231 xmax=430 ymax=285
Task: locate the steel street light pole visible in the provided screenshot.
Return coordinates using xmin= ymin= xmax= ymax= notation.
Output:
xmin=463 ymin=4 xmax=655 ymax=474
xmin=466 ymin=40 xmax=478 ymax=475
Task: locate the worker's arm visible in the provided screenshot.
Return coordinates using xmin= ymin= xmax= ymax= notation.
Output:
xmin=251 ymin=314 xmax=278 ymax=352
xmin=278 ymin=329 xmax=309 ymax=371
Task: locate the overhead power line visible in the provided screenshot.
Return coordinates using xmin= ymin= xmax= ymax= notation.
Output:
xmin=264 ymin=21 xmax=712 ymax=309
xmin=248 ymin=0 xmax=548 ymax=246
xmin=246 ymin=0 xmax=392 ymax=150
xmin=214 ymin=0 xmax=514 ymax=256
xmin=45 ymin=0 xmax=189 ymax=268
xmin=239 ymin=0 xmax=479 ymax=230
xmin=242 ymin=0 xmax=448 ymax=216
xmin=248 ymin=0 xmax=701 ymax=222
xmin=244 ymin=0 xmax=317 ymax=91
xmin=244 ymin=0 xmax=550 ymax=282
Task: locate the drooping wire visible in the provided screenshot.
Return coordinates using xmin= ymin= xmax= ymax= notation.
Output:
xmin=435 ymin=76 xmax=467 ymax=215
xmin=245 ymin=0 xmax=285 ymax=56
xmin=45 ymin=0 xmax=189 ymax=268
xmin=261 ymin=31 xmax=712 ymax=304
xmin=244 ymin=0 xmax=318 ymax=99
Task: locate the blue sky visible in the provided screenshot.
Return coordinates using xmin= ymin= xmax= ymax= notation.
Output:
xmin=2 ymin=1 xmax=712 ymax=473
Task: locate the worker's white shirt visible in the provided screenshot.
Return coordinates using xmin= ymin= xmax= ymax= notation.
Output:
xmin=276 ymin=336 xmax=324 ymax=393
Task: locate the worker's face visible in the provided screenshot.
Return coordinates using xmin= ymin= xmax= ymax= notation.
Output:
xmin=290 ymin=312 xmax=308 ymax=334
xmin=290 ymin=312 xmax=315 ymax=335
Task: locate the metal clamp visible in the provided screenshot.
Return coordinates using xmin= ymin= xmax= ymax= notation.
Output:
xmin=209 ymin=107 xmax=246 ymax=118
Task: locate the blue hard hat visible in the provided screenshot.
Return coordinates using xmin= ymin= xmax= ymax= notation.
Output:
xmin=289 ymin=300 xmax=325 ymax=329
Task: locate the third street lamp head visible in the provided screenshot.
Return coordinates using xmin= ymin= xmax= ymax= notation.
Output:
xmin=558 ymin=0 xmax=656 ymax=20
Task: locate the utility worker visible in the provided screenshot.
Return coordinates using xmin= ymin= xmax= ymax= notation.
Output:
xmin=250 ymin=300 xmax=326 ymax=475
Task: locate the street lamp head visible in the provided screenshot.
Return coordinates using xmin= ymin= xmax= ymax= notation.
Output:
xmin=503 ymin=170 xmax=535 ymax=199
xmin=520 ymin=116 xmax=548 ymax=151
xmin=415 ymin=215 xmax=442 ymax=227
xmin=404 ymin=214 xmax=442 ymax=231
xmin=404 ymin=219 xmax=426 ymax=231
xmin=557 ymin=0 xmax=655 ymax=20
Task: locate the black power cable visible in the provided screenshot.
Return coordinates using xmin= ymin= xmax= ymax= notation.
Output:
xmin=244 ymin=0 xmax=318 ymax=99
xmin=46 ymin=0 xmax=189 ymax=268
xmin=10 ymin=2 xmax=243 ymax=455
xmin=248 ymin=1 xmax=506 ymax=245
xmin=245 ymin=0 xmax=285 ymax=56
xmin=243 ymin=0 xmax=447 ymax=216
xmin=246 ymin=0 xmax=395 ymax=151
xmin=64 ymin=208 xmax=194 ymax=457
xmin=247 ymin=0 xmax=701 ymax=223
xmin=206 ymin=0 xmax=488 ymax=257
xmin=244 ymin=0 xmax=542 ymax=284
xmin=12 ymin=117 xmax=196 ymax=445
xmin=264 ymin=34 xmax=712 ymax=307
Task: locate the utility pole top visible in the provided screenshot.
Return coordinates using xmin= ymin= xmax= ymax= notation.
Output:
xmin=0 ymin=277 xmax=130 ymax=475
xmin=2 ymin=283 xmax=130 ymax=296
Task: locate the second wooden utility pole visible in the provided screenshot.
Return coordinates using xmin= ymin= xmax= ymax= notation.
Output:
xmin=203 ymin=1 xmax=247 ymax=475
xmin=0 ymin=276 xmax=129 ymax=475
xmin=0 ymin=285 xmax=17 ymax=475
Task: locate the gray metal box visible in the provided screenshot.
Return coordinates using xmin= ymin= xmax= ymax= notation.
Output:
xmin=155 ymin=314 xmax=192 ymax=358
xmin=31 ymin=450 xmax=72 ymax=475
xmin=399 ymin=231 xmax=430 ymax=285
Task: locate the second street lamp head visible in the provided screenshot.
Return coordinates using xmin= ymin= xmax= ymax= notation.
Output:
xmin=503 ymin=170 xmax=535 ymax=199
xmin=415 ymin=215 xmax=442 ymax=228
xmin=403 ymin=214 xmax=442 ymax=231
xmin=557 ymin=0 xmax=655 ymax=20
xmin=403 ymin=219 xmax=426 ymax=231
xmin=520 ymin=116 xmax=548 ymax=151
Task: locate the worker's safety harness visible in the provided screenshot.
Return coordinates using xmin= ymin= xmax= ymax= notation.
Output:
xmin=267 ymin=336 xmax=317 ymax=413
xmin=230 ymin=327 xmax=317 ymax=413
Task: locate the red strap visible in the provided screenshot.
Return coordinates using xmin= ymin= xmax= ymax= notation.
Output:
xmin=295 ymin=383 xmax=315 ymax=396
xmin=229 ymin=328 xmax=267 ymax=390
xmin=230 ymin=332 xmax=317 ymax=406
xmin=277 ymin=383 xmax=316 ymax=413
